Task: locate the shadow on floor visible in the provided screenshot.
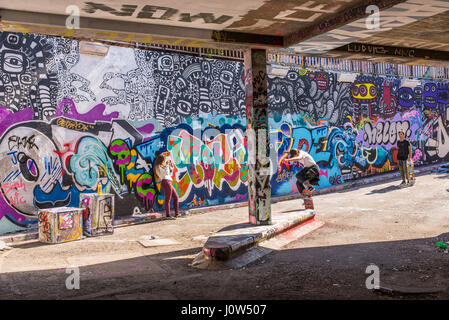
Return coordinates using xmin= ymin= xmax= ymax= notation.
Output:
xmin=2 ymin=231 xmax=449 ymax=300
xmin=365 ymin=184 xmax=403 ymax=194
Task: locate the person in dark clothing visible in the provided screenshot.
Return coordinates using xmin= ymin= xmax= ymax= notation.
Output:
xmin=284 ymin=148 xmax=320 ymax=193
xmin=397 ymin=129 xmax=412 ymax=186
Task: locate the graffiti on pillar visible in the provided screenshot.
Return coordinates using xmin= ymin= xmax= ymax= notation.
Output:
xmin=247 ymin=49 xmax=270 ymax=224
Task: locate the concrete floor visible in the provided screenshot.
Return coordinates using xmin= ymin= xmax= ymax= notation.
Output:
xmin=1 ymin=172 xmax=449 ymax=300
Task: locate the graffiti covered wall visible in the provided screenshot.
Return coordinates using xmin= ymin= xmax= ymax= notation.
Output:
xmin=269 ymin=69 xmax=449 ymax=196
xmin=0 ymin=31 xmax=247 ymax=234
xmin=0 ymin=31 xmax=449 ymax=235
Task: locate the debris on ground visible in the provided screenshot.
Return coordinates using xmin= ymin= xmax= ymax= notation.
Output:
xmin=137 ymin=236 xmax=181 ymax=248
xmin=435 ymin=242 xmax=448 ymax=249
xmin=0 ymin=241 xmax=12 ymax=251
xmin=432 ymin=165 xmax=449 ymax=173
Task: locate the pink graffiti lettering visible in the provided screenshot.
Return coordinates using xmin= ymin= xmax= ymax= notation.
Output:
xmin=1 ymin=179 xmax=27 ymax=195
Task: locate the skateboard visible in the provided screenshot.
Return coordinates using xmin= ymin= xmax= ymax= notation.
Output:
xmin=302 ymin=189 xmax=314 ymax=210
xmin=407 ymin=160 xmax=415 ymax=185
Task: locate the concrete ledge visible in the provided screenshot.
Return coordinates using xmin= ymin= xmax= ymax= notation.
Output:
xmin=202 ymin=209 xmax=315 ymax=261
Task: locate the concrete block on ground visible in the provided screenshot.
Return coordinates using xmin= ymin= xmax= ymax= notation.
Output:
xmin=202 ymin=210 xmax=315 ymax=262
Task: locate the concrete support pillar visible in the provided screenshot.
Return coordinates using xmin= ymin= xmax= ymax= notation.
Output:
xmin=244 ymin=48 xmax=271 ymax=225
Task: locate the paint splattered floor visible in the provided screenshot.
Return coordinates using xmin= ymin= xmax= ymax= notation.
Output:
xmin=1 ymin=172 xmax=449 ymax=300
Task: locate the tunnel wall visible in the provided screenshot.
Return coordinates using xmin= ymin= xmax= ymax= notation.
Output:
xmin=0 ymin=31 xmax=448 ymax=235
xmin=268 ymin=69 xmax=449 ymax=194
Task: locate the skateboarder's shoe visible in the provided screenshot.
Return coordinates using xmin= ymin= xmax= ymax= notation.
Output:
xmin=308 ymin=186 xmax=315 ymax=192
xmin=399 ymin=181 xmax=407 ymax=186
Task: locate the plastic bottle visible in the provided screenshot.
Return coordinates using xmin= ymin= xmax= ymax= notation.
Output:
xmin=436 ymin=242 xmax=448 ymax=249
xmin=97 ymin=182 xmax=102 ymax=195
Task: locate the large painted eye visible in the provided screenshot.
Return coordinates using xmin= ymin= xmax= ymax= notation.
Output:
xmin=200 ymin=101 xmax=212 ymax=113
xmin=425 ymin=84 xmax=430 ymax=91
xmin=369 ymin=86 xmax=377 ymax=97
xmin=352 ymin=86 xmax=359 ymax=96
xmin=359 ymin=85 xmax=367 ymax=97
xmin=269 ymin=94 xmax=286 ymax=104
xmin=20 ymin=74 xmax=32 ymax=85
xmin=431 ymin=86 xmax=436 ymax=92
xmin=2 ymin=52 xmax=26 ymax=73
xmin=220 ymin=70 xmax=233 ymax=84
xmin=17 ymin=152 xmax=39 ymax=182
xmin=399 ymin=88 xmax=413 ymax=102
xmin=287 ymin=71 xmax=298 ymax=81
xmin=177 ymin=100 xmax=192 ymax=115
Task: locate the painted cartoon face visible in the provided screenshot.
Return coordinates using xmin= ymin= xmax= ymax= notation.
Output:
xmin=315 ymin=72 xmax=329 ymax=90
xmin=423 ymin=83 xmax=437 ymax=108
xmin=413 ymin=86 xmax=423 ymax=107
xmin=397 ymin=87 xmax=414 ymax=108
xmin=268 ymin=79 xmax=293 ymax=113
xmin=437 ymin=84 xmax=449 ymax=104
xmin=352 ymin=83 xmax=378 ymax=100
xmin=380 ymin=84 xmax=398 ymax=116
xmin=157 ymin=55 xmax=174 ymax=73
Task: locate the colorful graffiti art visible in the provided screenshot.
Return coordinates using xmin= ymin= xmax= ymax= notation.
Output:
xmin=0 ymin=98 xmax=249 ymax=234
xmin=268 ymin=70 xmax=449 ymax=196
xmin=1 ymin=30 xmax=449 ymax=235
xmin=80 ymin=193 xmax=114 ymax=236
xmin=38 ymin=207 xmax=83 ymax=243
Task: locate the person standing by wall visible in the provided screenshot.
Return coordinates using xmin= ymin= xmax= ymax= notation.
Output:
xmin=397 ymin=129 xmax=413 ymax=186
xmin=284 ymin=148 xmax=320 ymax=193
xmin=154 ymin=154 xmax=179 ymax=217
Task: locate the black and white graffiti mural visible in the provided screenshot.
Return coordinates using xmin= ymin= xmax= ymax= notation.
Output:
xmin=0 ymin=32 xmax=58 ymax=120
xmin=101 ymin=50 xmax=246 ymax=126
xmin=268 ymin=70 xmax=353 ymax=126
xmin=50 ymin=38 xmax=96 ymax=104
xmin=0 ymin=32 xmax=246 ymax=128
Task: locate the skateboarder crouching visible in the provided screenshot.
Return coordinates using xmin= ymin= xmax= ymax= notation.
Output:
xmin=284 ymin=148 xmax=320 ymax=193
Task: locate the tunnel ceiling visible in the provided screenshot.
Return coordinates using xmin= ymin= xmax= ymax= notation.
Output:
xmin=0 ymin=0 xmax=448 ymax=65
